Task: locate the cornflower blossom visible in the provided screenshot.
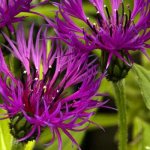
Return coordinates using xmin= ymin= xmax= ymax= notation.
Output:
xmin=0 ymin=0 xmax=42 ymax=32
xmin=0 ymin=24 xmax=105 ymax=149
xmin=49 ymin=0 xmax=150 ymax=80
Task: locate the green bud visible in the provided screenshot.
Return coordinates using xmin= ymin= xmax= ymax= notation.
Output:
xmin=100 ymin=51 xmax=132 ymax=82
xmin=9 ymin=113 xmax=37 ymax=143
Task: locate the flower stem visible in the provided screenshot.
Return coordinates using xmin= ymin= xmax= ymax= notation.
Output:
xmin=112 ymin=80 xmax=127 ymax=150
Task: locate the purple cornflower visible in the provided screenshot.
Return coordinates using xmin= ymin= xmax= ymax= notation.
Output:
xmin=50 ymin=0 xmax=150 ymax=69
xmin=0 ymin=24 xmax=105 ymax=149
xmin=0 ymin=0 xmax=33 ymax=32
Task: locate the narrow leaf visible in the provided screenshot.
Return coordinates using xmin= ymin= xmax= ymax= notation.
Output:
xmin=0 ymin=110 xmax=13 ymax=150
xmin=25 ymin=141 xmax=35 ymax=150
xmin=133 ymin=64 xmax=150 ymax=110
xmin=131 ymin=118 xmax=150 ymax=150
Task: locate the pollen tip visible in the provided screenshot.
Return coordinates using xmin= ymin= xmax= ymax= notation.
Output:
xmin=93 ymin=23 xmax=96 ymax=26
xmin=104 ymin=4 xmax=107 ymax=8
xmin=43 ymin=85 xmax=47 ymax=89
xmin=23 ymin=70 xmax=27 ymax=74
xmin=96 ymin=11 xmax=99 ymax=14
xmin=57 ymin=89 xmax=59 ymax=93
xmin=49 ymin=65 xmax=52 ymax=68
xmin=34 ymin=77 xmax=38 ymax=81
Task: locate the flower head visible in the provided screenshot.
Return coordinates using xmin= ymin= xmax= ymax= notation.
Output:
xmin=0 ymin=0 xmax=33 ymax=32
xmin=0 ymin=24 xmax=105 ymax=149
xmin=50 ymin=0 xmax=150 ymax=69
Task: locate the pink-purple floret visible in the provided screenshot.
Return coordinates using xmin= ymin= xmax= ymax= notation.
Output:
xmin=50 ymin=0 xmax=150 ymax=67
xmin=0 ymin=0 xmax=32 ymax=31
xmin=0 ymin=24 xmax=105 ymax=149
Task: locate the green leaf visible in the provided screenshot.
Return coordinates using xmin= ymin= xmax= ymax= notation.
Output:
xmin=0 ymin=109 xmax=13 ymax=150
xmin=129 ymin=117 xmax=150 ymax=150
xmin=62 ymin=131 xmax=85 ymax=150
xmin=133 ymin=64 xmax=150 ymax=110
xmin=34 ymin=127 xmax=85 ymax=150
xmin=25 ymin=141 xmax=35 ymax=150
xmin=45 ymin=131 xmax=85 ymax=150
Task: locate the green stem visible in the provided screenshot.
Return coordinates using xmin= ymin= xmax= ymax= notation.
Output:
xmin=113 ymin=80 xmax=127 ymax=150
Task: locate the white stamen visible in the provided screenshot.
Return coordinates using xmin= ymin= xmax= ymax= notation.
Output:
xmin=23 ymin=70 xmax=27 ymax=74
xmin=34 ymin=77 xmax=38 ymax=81
xmin=43 ymin=85 xmax=47 ymax=89
xmin=93 ymin=23 xmax=96 ymax=26
xmin=49 ymin=65 xmax=52 ymax=68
